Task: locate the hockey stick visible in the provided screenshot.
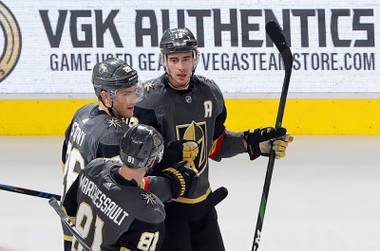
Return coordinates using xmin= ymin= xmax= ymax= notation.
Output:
xmin=0 ymin=183 xmax=61 ymax=200
xmin=251 ymin=21 xmax=293 ymax=251
xmin=49 ymin=198 xmax=93 ymax=251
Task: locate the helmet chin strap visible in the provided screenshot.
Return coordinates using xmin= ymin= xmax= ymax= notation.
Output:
xmin=99 ymin=94 xmax=120 ymax=119
xmin=107 ymin=104 xmax=117 ymax=118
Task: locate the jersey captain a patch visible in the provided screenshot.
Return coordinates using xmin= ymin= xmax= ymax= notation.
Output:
xmin=176 ymin=121 xmax=207 ymax=175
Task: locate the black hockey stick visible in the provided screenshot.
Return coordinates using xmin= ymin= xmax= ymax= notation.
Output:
xmin=0 ymin=183 xmax=61 ymax=200
xmin=49 ymin=198 xmax=93 ymax=251
xmin=251 ymin=21 xmax=293 ymax=251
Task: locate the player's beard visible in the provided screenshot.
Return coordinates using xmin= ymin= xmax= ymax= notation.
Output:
xmin=112 ymin=105 xmax=134 ymax=120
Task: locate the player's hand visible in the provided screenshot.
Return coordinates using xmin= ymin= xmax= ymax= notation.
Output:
xmin=244 ymin=127 xmax=293 ymax=160
xmin=162 ymin=161 xmax=196 ymax=198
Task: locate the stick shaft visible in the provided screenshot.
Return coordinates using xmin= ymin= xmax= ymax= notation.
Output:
xmin=49 ymin=198 xmax=93 ymax=251
xmin=0 ymin=183 xmax=61 ymax=200
xmin=252 ymin=22 xmax=293 ymax=251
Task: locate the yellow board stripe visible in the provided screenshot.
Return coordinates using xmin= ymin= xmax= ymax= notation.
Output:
xmin=0 ymin=99 xmax=95 ymax=135
xmin=224 ymin=99 xmax=380 ymax=135
xmin=0 ymin=99 xmax=379 ymax=135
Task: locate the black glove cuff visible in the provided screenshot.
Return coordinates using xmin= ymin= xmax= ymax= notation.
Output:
xmin=162 ymin=167 xmax=186 ymax=198
xmin=243 ymin=129 xmax=261 ymax=160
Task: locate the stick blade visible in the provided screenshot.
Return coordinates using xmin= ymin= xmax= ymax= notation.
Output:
xmin=265 ymin=21 xmax=288 ymax=53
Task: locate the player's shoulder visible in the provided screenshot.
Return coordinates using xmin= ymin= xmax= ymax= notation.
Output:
xmin=82 ymin=109 xmax=128 ymax=146
xmin=125 ymin=189 xmax=165 ymax=224
xmin=193 ymin=75 xmax=221 ymax=92
xmin=139 ymin=75 xmax=167 ymax=107
xmin=72 ymin=103 xmax=97 ymax=121
xmin=98 ymin=116 xmax=128 ymax=146
xmin=73 ymin=103 xmax=127 ymax=134
xmin=84 ymin=158 xmax=118 ymax=175
xmin=142 ymin=75 xmax=167 ymax=96
xmin=193 ymin=74 xmax=224 ymax=101
xmin=193 ymin=74 xmax=216 ymax=85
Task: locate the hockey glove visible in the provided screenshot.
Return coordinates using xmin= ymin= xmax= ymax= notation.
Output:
xmin=244 ymin=127 xmax=293 ymax=160
xmin=161 ymin=161 xmax=195 ymax=198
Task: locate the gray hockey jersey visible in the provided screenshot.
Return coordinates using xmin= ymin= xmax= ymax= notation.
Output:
xmin=63 ymin=158 xmax=165 ymax=251
xmin=62 ymin=103 xmax=129 ymax=198
xmin=62 ymin=103 xmax=160 ymax=199
xmin=137 ymin=74 xmax=226 ymax=204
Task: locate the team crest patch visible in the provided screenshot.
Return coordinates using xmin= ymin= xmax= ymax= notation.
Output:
xmin=143 ymin=82 xmax=155 ymax=92
xmin=106 ymin=118 xmax=122 ymax=129
xmin=141 ymin=192 xmax=157 ymax=207
xmin=176 ymin=121 xmax=207 ymax=175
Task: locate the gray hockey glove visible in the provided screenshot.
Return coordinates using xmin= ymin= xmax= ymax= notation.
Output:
xmin=243 ymin=127 xmax=293 ymax=160
xmin=161 ymin=161 xmax=196 ymax=198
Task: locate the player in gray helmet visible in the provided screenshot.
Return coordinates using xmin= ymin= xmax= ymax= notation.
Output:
xmin=137 ymin=27 xmax=294 ymax=251
xmin=61 ymin=58 xmax=145 ymax=198
xmin=63 ymin=124 xmax=195 ymax=251
xmin=92 ymin=58 xmax=143 ymax=119
xmin=61 ymin=58 xmax=198 ymax=200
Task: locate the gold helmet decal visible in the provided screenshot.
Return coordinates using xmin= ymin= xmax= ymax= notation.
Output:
xmin=0 ymin=2 xmax=21 ymax=82
xmin=177 ymin=121 xmax=207 ymax=175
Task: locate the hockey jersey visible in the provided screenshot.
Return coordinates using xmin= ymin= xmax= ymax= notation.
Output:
xmin=63 ymin=158 xmax=165 ymax=251
xmin=61 ymin=103 xmax=158 ymax=199
xmin=137 ymin=74 xmax=227 ymax=204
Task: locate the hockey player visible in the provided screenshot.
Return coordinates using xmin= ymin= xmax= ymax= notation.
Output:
xmin=137 ymin=27 xmax=294 ymax=251
xmin=61 ymin=58 xmax=197 ymax=201
xmin=63 ymin=124 xmax=195 ymax=251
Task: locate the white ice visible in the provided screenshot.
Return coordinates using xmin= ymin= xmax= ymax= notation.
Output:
xmin=0 ymin=136 xmax=379 ymax=251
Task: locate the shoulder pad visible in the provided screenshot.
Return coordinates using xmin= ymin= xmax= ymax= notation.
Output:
xmin=143 ymin=75 xmax=166 ymax=93
xmin=97 ymin=116 xmax=129 ymax=146
xmin=194 ymin=74 xmax=223 ymax=98
xmin=72 ymin=103 xmax=98 ymax=123
xmin=84 ymin=158 xmax=116 ymax=175
xmin=121 ymin=187 xmax=165 ymax=224
xmin=194 ymin=75 xmax=220 ymax=90
xmin=139 ymin=76 xmax=167 ymax=108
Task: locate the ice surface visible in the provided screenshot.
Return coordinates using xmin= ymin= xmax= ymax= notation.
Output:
xmin=0 ymin=136 xmax=379 ymax=251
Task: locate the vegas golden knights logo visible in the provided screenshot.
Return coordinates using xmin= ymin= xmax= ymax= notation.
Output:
xmin=176 ymin=121 xmax=208 ymax=175
xmin=0 ymin=2 xmax=21 ymax=82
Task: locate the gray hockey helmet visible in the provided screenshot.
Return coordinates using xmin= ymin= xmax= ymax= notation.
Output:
xmin=120 ymin=124 xmax=164 ymax=170
xmin=92 ymin=58 xmax=138 ymax=99
xmin=160 ymin=27 xmax=198 ymax=54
